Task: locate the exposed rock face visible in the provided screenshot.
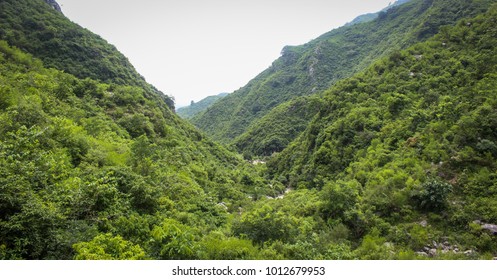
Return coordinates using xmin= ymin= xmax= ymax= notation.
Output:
xmin=473 ymin=221 xmax=497 ymax=235
xmin=481 ymin=223 xmax=497 ymax=235
xmin=44 ymin=0 xmax=62 ymax=13
xmin=416 ymin=239 xmax=469 ymax=258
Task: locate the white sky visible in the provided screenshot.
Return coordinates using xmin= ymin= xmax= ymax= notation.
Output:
xmin=55 ymin=0 xmax=393 ymax=107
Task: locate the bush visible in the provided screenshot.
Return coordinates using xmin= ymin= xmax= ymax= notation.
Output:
xmin=199 ymin=233 xmax=259 ymax=260
xmin=233 ymin=204 xmax=297 ymax=244
xmin=412 ymin=180 xmax=453 ymax=211
xmin=73 ymin=233 xmax=146 ymax=260
xmin=148 ymin=219 xmax=199 ymax=260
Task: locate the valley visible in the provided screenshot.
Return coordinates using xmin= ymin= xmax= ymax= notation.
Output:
xmin=0 ymin=0 xmax=496 ymax=260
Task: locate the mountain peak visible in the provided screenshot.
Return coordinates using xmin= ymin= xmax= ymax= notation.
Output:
xmin=44 ymin=0 xmax=62 ymax=13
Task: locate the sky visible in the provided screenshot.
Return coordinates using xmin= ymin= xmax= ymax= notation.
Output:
xmin=55 ymin=0 xmax=394 ymax=107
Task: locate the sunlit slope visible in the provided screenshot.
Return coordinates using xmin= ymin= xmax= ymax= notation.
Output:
xmin=0 ymin=0 xmax=268 ymax=260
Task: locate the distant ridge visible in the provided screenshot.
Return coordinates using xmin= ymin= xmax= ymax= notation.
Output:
xmin=177 ymin=93 xmax=229 ymax=119
xmin=345 ymin=0 xmax=412 ymax=26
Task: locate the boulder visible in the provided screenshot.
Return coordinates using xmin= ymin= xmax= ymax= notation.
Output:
xmin=481 ymin=223 xmax=497 ymax=235
xmin=464 ymin=250 xmax=475 ymax=256
xmin=416 ymin=252 xmax=429 ymax=257
xmin=428 ymin=248 xmax=438 ymax=257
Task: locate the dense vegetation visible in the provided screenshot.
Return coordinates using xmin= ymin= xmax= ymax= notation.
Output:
xmin=1 ymin=0 xmax=497 ymax=260
xmin=267 ymin=4 xmax=497 ymax=259
xmin=0 ymin=0 xmax=174 ymax=110
xmin=177 ymin=93 xmax=229 ymax=120
xmin=0 ymin=38 xmax=275 ymax=259
xmin=0 ymin=0 xmax=271 ymax=260
xmin=234 ymin=96 xmax=325 ymax=157
xmin=344 ymin=0 xmax=412 ymax=27
xmin=192 ymin=0 xmax=494 ymax=156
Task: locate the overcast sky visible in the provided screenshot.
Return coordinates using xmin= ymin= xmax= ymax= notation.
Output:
xmin=56 ymin=0 xmax=394 ymax=107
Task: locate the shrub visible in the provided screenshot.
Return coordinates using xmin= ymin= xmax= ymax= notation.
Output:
xmin=73 ymin=233 xmax=146 ymax=260
xmin=412 ymin=179 xmax=453 ymax=211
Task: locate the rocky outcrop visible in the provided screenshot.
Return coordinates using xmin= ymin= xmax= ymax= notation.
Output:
xmin=416 ymin=240 xmax=478 ymax=258
xmin=473 ymin=221 xmax=497 ymax=235
xmin=415 ymin=222 xmax=497 ymax=258
xmin=417 ymin=241 xmax=461 ymax=257
xmin=481 ymin=223 xmax=497 ymax=235
xmin=44 ymin=0 xmax=62 ymax=13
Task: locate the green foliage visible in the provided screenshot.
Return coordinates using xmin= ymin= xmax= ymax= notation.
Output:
xmin=148 ymin=219 xmax=199 ymax=260
xmin=411 ymin=180 xmax=453 ymax=211
xmin=320 ymin=180 xmax=360 ymax=221
xmin=73 ymin=233 xmax=146 ymax=260
xmin=234 ymin=96 xmax=325 ymax=157
xmin=233 ymin=204 xmax=298 ymax=244
xmin=199 ymin=232 xmax=259 ymax=260
xmin=353 ymin=229 xmax=393 ymax=260
xmin=268 ymin=3 xmax=497 ymax=259
xmin=0 ymin=37 xmax=266 ymax=259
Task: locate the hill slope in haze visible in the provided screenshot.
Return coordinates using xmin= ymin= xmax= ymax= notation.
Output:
xmin=234 ymin=95 xmax=325 ymax=158
xmin=344 ymin=0 xmax=412 ymax=26
xmin=177 ymin=93 xmax=229 ymax=120
xmin=192 ymin=0 xmax=494 ymax=152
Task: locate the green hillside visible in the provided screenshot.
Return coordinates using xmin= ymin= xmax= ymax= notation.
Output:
xmin=0 ymin=0 xmax=174 ymax=109
xmin=177 ymin=93 xmax=229 ymax=120
xmin=0 ymin=0 xmax=269 ymax=260
xmin=344 ymin=0 xmax=412 ymax=26
xmin=234 ymin=95 xmax=325 ymax=157
xmin=0 ymin=38 xmax=273 ymax=259
xmin=192 ymin=0 xmax=494 ymax=151
xmin=267 ymin=4 xmax=497 ymax=259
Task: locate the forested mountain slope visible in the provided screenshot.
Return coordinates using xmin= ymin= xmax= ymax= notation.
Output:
xmin=344 ymin=0 xmax=412 ymax=26
xmin=0 ymin=0 xmax=174 ymax=109
xmin=0 ymin=0 xmax=268 ymax=260
xmin=264 ymin=4 xmax=497 ymax=258
xmin=192 ymin=0 xmax=494 ymax=149
xmin=234 ymin=95 xmax=325 ymax=157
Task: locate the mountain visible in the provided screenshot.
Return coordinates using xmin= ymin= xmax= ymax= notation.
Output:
xmin=0 ymin=0 xmax=268 ymax=260
xmin=192 ymin=0 xmax=494 ymax=153
xmin=0 ymin=0 xmax=174 ymax=109
xmin=2 ymin=0 xmax=497 ymax=260
xmin=267 ymin=3 xmax=497 ymax=258
xmin=344 ymin=0 xmax=412 ymax=26
xmin=177 ymin=93 xmax=229 ymax=119
xmin=234 ymin=0 xmax=496 ymax=158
